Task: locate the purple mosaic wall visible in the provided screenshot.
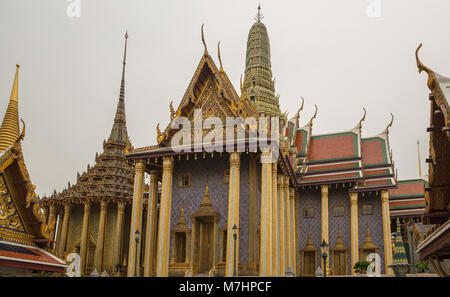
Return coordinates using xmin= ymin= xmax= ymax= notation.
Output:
xmin=297 ymin=189 xmax=322 ymax=272
xmin=170 ymin=153 xmax=253 ymax=264
xmin=357 ymin=192 xmax=385 ymax=274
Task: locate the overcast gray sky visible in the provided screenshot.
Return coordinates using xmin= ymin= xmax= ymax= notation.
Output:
xmin=1 ymin=0 xmax=449 ymax=196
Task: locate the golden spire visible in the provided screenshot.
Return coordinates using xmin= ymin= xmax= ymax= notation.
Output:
xmin=254 ymin=4 xmax=263 ymax=22
xmin=417 ymin=139 xmax=422 ymax=177
xmin=0 ymin=65 xmax=21 ymax=152
xmin=201 ymin=182 xmax=212 ymax=207
xmin=201 ymin=24 xmax=208 ymax=57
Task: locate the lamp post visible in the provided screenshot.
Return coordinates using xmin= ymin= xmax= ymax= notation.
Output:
xmin=408 ymin=219 xmax=416 ymax=274
xmin=320 ymin=239 xmax=328 ymax=278
xmin=134 ymin=229 xmax=140 ymax=277
xmin=232 ymin=224 xmax=238 ymax=277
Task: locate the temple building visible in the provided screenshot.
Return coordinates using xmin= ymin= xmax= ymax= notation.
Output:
xmin=124 ymin=7 xmax=395 ymax=277
xmin=40 ymin=33 xmax=135 ymax=275
xmin=0 ymin=65 xmax=66 ymax=276
xmin=414 ymin=44 xmax=450 ymax=277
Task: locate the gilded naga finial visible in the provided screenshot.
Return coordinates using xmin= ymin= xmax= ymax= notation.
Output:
xmin=201 ymin=24 xmax=208 ymax=57
xmin=157 ymin=123 xmax=165 ymax=144
xmin=17 ymin=119 xmax=25 ymax=142
xmin=170 ymin=101 xmax=176 ymax=120
xmin=218 ymin=41 xmax=223 ymax=73
xmin=309 ymin=104 xmax=318 ymax=126
xmin=298 ymin=97 xmax=305 ymax=114
xmin=255 ymin=4 xmax=263 ymax=22
xmin=415 ymin=43 xmax=436 ymax=90
xmin=358 ymin=107 xmax=367 ymax=128
xmin=383 ymin=113 xmax=394 ymax=134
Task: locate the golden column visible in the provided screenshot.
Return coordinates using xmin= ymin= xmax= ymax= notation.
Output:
xmin=321 ymin=185 xmax=330 ymax=273
xmin=247 ymin=156 xmax=258 ymax=272
xmin=144 ymin=171 xmax=159 ymax=277
xmin=127 ymin=159 xmax=146 ymax=277
xmin=48 ymin=205 xmax=57 ymax=246
xmin=95 ymin=201 xmax=108 ymax=272
xmin=284 ymin=176 xmax=291 ymax=273
xmin=278 ymin=175 xmax=285 ymax=274
xmin=156 ymin=156 xmax=174 ymax=277
xmin=58 ymin=204 xmax=71 ymax=257
xmin=289 ymin=188 xmax=297 ymax=275
xmin=271 ymin=164 xmax=280 ymax=275
xmin=259 ymin=149 xmax=272 ymax=276
xmin=112 ymin=202 xmax=125 ymax=274
xmin=80 ymin=202 xmax=91 ymax=273
xmin=225 ymin=152 xmax=241 ymax=276
xmin=381 ymin=190 xmax=393 ymax=275
xmin=349 ymin=192 xmax=359 ymax=275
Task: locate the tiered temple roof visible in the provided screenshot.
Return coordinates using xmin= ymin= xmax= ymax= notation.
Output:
xmin=286 ymin=106 xmax=396 ymax=191
xmin=41 ymin=33 xmax=134 ymax=206
xmin=389 ymin=179 xmax=426 ymax=218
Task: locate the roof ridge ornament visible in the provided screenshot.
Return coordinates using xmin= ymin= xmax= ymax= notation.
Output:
xmin=254 ymin=4 xmax=263 ymax=22
xmin=309 ymin=104 xmax=318 ymax=126
xmin=218 ymin=41 xmax=223 ymax=73
xmin=382 ymin=113 xmax=394 ymax=134
xmin=201 ymin=24 xmax=208 ymax=57
xmin=415 ymin=43 xmax=436 ymax=90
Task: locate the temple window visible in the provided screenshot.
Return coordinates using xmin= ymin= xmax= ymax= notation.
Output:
xmin=303 ymin=207 xmax=315 ymax=218
xmin=361 ymin=203 xmax=373 ymax=215
xmin=332 ymin=206 xmax=344 ymax=217
xmin=250 ymin=96 xmax=255 ymax=103
xmin=177 ymin=173 xmax=191 ymax=188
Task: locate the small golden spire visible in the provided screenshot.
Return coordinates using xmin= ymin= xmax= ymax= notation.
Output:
xmin=218 ymin=41 xmax=223 ymax=72
xmin=201 ymin=24 xmax=208 ymax=57
xmin=10 ymin=64 xmax=19 ymax=102
xmin=254 ymin=4 xmax=263 ymax=22
xmin=0 ymin=64 xmax=21 ymax=152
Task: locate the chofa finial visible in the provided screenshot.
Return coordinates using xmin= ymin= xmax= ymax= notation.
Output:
xmin=201 ymin=24 xmax=208 ymax=57
xmin=218 ymin=41 xmax=223 ymax=72
xmin=415 ymin=43 xmax=436 ymax=90
xmin=384 ymin=113 xmax=394 ymax=134
xmin=358 ymin=107 xmax=367 ymax=128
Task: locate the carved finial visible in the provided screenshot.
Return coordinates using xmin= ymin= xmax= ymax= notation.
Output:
xmin=415 ymin=43 xmax=436 ymax=90
xmin=218 ymin=41 xmax=223 ymax=72
xmin=255 ymin=4 xmax=263 ymax=22
xmin=170 ymin=101 xmax=176 ymax=120
xmin=384 ymin=113 xmax=394 ymax=134
xmin=358 ymin=107 xmax=367 ymax=128
xmin=16 ymin=119 xmax=25 ymax=142
xmin=201 ymin=24 xmax=208 ymax=57
xmin=309 ymin=104 xmax=318 ymax=126
xmin=157 ymin=123 xmax=165 ymax=144
xmin=299 ymin=97 xmax=305 ymax=113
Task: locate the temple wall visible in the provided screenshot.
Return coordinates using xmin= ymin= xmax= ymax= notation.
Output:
xmin=328 ymin=187 xmax=351 ymax=273
xmin=170 ymin=153 xmax=251 ymax=264
xmin=357 ymin=193 xmax=385 ymax=274
xmin=297 ymin=188 xmax=322 ymax=273
xmin=102 ymin=205 xmax=117 ymax=274
xmin=65 ymin=204 xmax=83 ymax=254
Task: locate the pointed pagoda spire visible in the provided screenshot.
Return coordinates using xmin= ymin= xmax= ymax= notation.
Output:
xmin=0 ymin=65 xmax=21 ymax=152
xmin=244 ymin=5 xmax=280 ymax=117
xmin=108 ymin=32 xmax=129 ymax=146
xmin=392 ymin=218 xmax=409 ymax=265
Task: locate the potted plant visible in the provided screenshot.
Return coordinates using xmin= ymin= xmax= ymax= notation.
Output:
xmin=353 ymin=261 xmax=370 ymax=276
xmin=415 ymin=260 xmax=429 ymax=273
